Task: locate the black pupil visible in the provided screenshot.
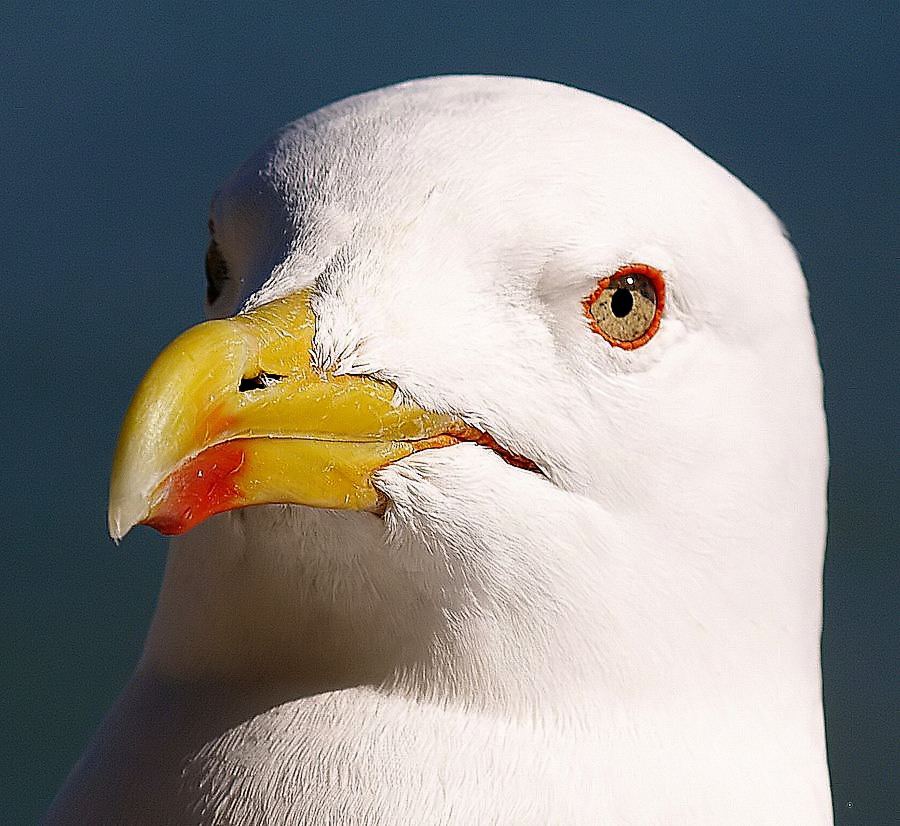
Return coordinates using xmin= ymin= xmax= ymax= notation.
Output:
xmin=610 ymin=287 xmax=633 ymax=318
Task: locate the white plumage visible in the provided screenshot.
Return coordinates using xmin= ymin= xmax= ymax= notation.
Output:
xmin=46 ymin=76 xmax=832 ymax=824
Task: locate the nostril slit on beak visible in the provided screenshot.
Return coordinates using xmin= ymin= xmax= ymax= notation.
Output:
xmin=238 ymin=372 xmax=285 ymax=392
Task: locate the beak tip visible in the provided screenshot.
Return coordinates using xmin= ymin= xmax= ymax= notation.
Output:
xmin=107 ymin=497 xmax=145 ymax=543
xmin=107 ymin=512 xmax=129 ymax=542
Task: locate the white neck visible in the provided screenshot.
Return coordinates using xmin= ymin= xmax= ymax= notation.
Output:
xmin=140 ymin=471 xmax=824 ymax=724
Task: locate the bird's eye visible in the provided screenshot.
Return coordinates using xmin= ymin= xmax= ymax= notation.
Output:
xmin=582 ymin=263 xmax=665 ymax=349
xmin=205 ymin=239 xmax=229 ymax=305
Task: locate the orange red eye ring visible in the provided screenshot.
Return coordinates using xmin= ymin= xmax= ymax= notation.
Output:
xmin=582 ymin=263 xmax=666 ymax=350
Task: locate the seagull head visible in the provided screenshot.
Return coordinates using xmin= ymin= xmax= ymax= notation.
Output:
xmin=107 ymin=77 xmax=827 ymax=711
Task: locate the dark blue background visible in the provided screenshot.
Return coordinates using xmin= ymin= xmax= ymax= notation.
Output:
xmin=2 ymin=4 xmax=896 ymax=823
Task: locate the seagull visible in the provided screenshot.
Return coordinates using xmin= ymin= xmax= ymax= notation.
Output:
xmin=44 ymin=76 xmax=833 ymax=824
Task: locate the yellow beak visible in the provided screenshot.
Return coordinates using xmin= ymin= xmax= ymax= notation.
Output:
xmin=107 ymin=290 xmax=465 ymax=539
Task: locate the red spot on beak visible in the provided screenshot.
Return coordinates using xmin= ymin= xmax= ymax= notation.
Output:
xmin=144 ymin=441 xmax=246 ymax=535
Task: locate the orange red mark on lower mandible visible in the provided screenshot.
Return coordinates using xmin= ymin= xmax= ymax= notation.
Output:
xmin=144 ymin=441 xmax=246 ymax=535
